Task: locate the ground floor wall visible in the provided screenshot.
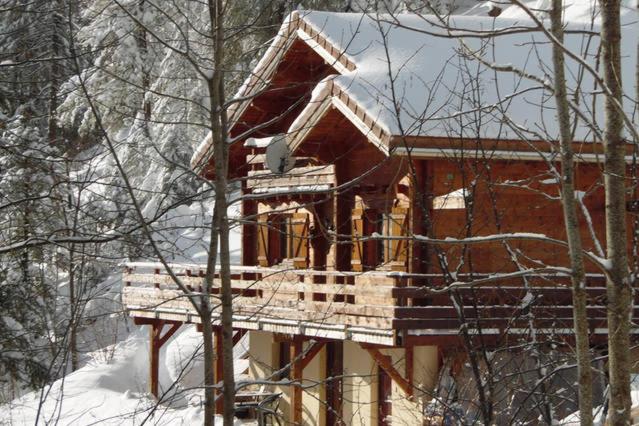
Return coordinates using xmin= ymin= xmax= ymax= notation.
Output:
xmin=247 ymin=331 xmax=439 ymax=425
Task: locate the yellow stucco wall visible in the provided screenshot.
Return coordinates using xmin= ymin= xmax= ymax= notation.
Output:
xmin=248 ymin=331 xmax=439 ymax=425
xmin=249 ymin=332 xmax=326 ymax=424
xmin=380 ymin=346 xmax=439 ymax=425
xmin=343 ymin=341 xmax=377 ymax=425
xmin=248 ymin=331 xmax=276 ymax=380
xmin=302 ymin=343 xmax=326 ymax=425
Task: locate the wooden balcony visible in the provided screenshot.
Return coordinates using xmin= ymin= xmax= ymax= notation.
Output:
xmin=122 ymin=263 xmax=637 ymax=346
xmin=246 ymin=164 xmax=335 ymax=194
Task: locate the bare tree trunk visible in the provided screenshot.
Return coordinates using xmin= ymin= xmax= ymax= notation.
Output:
xmin=201 ymin=309 xmax=216 ymax=426
xmin=206 ymin=0 xmax=235 ymax=424
xmin=203 ymin=181 xmax=218 ymax=425
xmin=68 ymin=246 xmax=79 ymax=371
xmin=601 ymin=1 xmax=632 ymax=424
xmin=135 ymin=0 xmax=151 ymax=133
xmin=549 ymin=1 xmax=593 ymax=423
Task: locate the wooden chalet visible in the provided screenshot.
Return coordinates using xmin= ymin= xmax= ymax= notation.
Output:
xmin=123 ymin=11 xmax=639 ymax=424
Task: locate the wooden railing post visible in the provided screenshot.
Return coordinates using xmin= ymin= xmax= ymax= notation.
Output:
xmin=124 ymin=266 xmax=132 ymax=287
xmin=185 ymin=269 xmax=193 ymax=291
xmin=154 ymin=268 xmax=160 ymax=289
xmin=394 ymin=275 xmax=407 ymax=307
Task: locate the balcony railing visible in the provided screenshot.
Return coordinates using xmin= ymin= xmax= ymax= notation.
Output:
xmin=122 ymin=263 xmax=635 ymax=345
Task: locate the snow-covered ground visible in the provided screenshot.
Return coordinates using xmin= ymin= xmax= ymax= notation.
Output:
xmin=560 ymin=377 xmax=639 ymax=425
xmin=0 ymin=199 xmax=247 ymax=425
xmin=0 ymin=325 xmax=250 ymax=425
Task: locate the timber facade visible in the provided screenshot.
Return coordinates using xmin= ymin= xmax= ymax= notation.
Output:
xmin=122 ymin=11 xmax=639 ymax=424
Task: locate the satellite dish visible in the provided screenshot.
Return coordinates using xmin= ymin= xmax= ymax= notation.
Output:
xmin=265 ymin=134 xmax=295 ymax=174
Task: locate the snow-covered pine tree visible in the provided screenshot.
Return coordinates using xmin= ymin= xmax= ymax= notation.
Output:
xmin=0 ymin=0 xmax=75 ymax=397
xmin=0 ymin=112 xmax=61 ymax=397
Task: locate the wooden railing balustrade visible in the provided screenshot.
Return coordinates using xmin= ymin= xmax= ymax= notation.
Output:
xmin=123 ymin=263 xmax=635 ymax=344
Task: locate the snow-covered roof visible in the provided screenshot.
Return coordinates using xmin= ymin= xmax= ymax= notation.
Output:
xmin=192 ymin=3 xmax=638 ymax=171
xmin=295 ymin=10 xmax=637 ymax=143
xmin=244 ymin=136 xmax=275 ymax=148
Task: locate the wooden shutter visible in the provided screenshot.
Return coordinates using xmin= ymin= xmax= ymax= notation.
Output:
xmin=257 ymin=214 xmax=269 ymax=267
xmin=351 ymin=208 xmax=364 ymax=272
xmin=389 ymin=207 xmax=409 ymax=271
xmin=292 ymin=213 xmax=309 ymax=268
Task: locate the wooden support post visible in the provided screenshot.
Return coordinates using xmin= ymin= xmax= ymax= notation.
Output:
xmin=326 ymin=341 xmax=344 ymax=426
xmin=437 ymin=346 xmax=445 ymax=373
xmin=150 ymin=320 xmax=164 ymax=397
xmin=290 ymin=336 xmax=304 ymax=424
xmin=214 ymin=328 xmax=224 ymax=415
xmin=148 ymin=320 xmax=182 ymax=398
xmin=242 ymin=180 xmax=257 ymax=266
xmin=363 ymin=345 xmax=413 ymax=398
xmin=405 ymin=345 xmax=414 ymax=392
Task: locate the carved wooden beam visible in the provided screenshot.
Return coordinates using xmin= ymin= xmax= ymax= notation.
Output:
xmin=232 ymin=329 xmax=247 ymax=346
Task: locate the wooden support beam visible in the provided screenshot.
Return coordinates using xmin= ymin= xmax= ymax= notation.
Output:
xmin=232 ymin=329 xmax=247 ymax=346
xmin=300 ymin=341 xmax=325 ymax=371
xmin=158 ymin=322 xmax=181 ymax=347
xmin=290 ymin=336 xmax=304 ymax=424
xmin=150 ymin=321 xmax=164 ymax=397
xmin=149 ymin=320 xmax=182 ymax=398
xmin=326 ymin=342 xmax=344 ymax=426
xmin=363 ymin=345 xmax=413 ymax=398
xmin=134 ymin=317 xmax=182 ymax=326
xmin=405 ymin=345 xmax=414 ymax=392
xmin=214 ymin=329 xmax=224 ymax=415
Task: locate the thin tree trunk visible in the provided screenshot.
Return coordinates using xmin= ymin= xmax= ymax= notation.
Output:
xmin=206 ymin=0 xmax=235 ymax=424
xmin=68 ymin=247 xmax=79 ymax=371
xmin=136 ymin=0 xmax=151 ymax=133
xmin=601 ymin=1 xmax=632 ymax=424
xmin=201 ymin=309 xmax=216 ymax=426
xmin=549 ymin=0 xmax=593 ymax=423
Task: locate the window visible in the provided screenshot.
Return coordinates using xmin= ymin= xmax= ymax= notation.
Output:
xmin=365 ymin=210 xmax=387 ymax=269
xmin=257 ymin=212 xmax=310 ymax=267
xmin=352 ymin=207 xmax=409 ymax=271
xmin=274 ymin=215 xmax=292 ymax=263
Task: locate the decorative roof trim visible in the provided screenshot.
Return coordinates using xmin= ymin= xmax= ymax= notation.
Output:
xmin=287 ymin=79 xmax=392 ymax=157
